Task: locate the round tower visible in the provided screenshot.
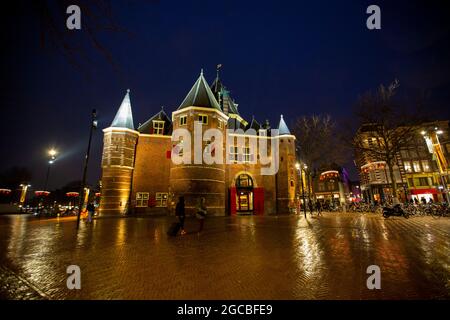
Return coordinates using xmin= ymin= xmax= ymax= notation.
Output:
xmin=169 ymin=70 xmax=227 ymax=216
xmin=99 ymin=90 xmax=139 ymax=216
xmin=276 ymin=115 xmax=297 ymax=214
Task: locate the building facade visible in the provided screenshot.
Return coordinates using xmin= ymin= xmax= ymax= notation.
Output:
xmin=99 ymin=70 xmax=297 ymax=216
xmin=355 ymin=121 xmax=450 ymax=203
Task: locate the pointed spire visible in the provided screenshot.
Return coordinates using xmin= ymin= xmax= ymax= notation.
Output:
xmin=278 ymin=114 xmax=291 ymax=135
xmin=111 ymin=89 xmax=135 ymax=130
xmin=178 ymin=70 xmax=221 ymax=111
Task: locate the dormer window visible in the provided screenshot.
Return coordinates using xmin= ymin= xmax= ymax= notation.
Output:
xmin=198 ymin=114 xmax=208 ymax=125
xmin=153 ymin=120 xmax=165 ymax=135
xmin=180 ymin=115 xmax=187 ymax=126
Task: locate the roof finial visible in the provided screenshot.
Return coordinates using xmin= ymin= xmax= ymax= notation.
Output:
xmin=216 ymin=64 xmax=222 ymax=79
xmin=161 ymin=106 xmax=164 ymax=111
xmin=127 ymin=88 xmax=130 ymax=93
xmin=200 ymin=68 xmax=204 ymax=76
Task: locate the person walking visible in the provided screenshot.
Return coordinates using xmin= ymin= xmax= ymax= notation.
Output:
xmin=175 ymin=196 xmax=186 ymax=235
xmin=86 ymin=202 xmax=95 ymax=223
xmin=308 ymin=200 xmax=314 ymax=216
xmin=316 ymin=201 xmax=322 ymax=216
xmin=196 ymin=197 xmax=207 ymax=233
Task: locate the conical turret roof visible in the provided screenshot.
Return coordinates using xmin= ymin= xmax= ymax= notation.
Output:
xmin=178 ymin=70 xmax=221 ymax=111
xmin=278 ymin=114 xmax=291 ymax=135
xmin=111 ymin=89 xmax=134 ymax=130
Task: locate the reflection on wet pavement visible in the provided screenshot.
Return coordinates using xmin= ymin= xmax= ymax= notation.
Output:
xmin=0 ymin=213 xmax=449 ymax=299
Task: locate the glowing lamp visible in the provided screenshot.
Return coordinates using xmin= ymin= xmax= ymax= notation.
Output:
xmin=35 ymin=191 xmax=50 ymax=197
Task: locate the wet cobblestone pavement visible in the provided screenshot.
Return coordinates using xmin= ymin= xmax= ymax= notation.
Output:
xmin=0 ymin=213 xmax=449 ymax=300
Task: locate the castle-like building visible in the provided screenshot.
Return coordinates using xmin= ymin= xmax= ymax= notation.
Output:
xmin=99 ymin=70 xmax=297 ymax=216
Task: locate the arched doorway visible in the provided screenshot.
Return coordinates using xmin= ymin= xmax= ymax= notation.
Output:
xmin=236 ymin=174 xmax=254 ymax=214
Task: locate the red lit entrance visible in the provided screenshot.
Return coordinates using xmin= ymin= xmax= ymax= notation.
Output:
xmin=230 ymin=174 xmax=264 ymax=215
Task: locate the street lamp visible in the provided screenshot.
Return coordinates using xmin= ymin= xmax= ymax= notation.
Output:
xmin=19 ymin=184 xmax=31 ymax=207
xmin=39 ymin=148 xmax=58 ymax=212
xmin=296 ymin=162 xmax=307 ymax=219
xmin=77 ymin=109 xmax=98 ymax=228
xmin=44 ymin=149 xmax=58 ymax=192
xmin=421 ymin=128 xmax=449 ymax=203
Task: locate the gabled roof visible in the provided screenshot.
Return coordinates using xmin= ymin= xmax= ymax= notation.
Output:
xmin=178 ymin=70 xmax=221 ymax=111
xmin=111 ymin=89 xmax=134 ymax=130
xmin=138 ymin=107 xmax=172 ymax=135
xmin=246 ymin=117 xmax=261 ymax=131
xmin=278 ymin=115 xmax=291 ymax=135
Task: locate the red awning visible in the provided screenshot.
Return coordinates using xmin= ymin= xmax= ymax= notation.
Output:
xmin=410 ymin=188 xmax=438 ymax=195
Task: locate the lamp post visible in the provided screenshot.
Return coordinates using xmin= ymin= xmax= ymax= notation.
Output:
xmin=44 ymin=149 xmax=57 ymax=192
xmin=77 ymin=109 xmax=98 ymax=228
xmin=296 ymin=162 xmax=307 ymax=219
xmin=19 ymin=184 xmax=31 ymax=207
xmin=39 ymin=149 xmax=57 ymax=211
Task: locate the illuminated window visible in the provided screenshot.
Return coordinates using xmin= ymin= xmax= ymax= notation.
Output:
xmin=156 ymin=193 xmax=168 ymax=207
xmin=136 ymin=192 xmax=149 ymax=207
xmin=415 ymin=177 xmax=429 ymax=187
xmin=236 ymin=174 xmax=253 ymax=188
xmin=218 ymin=119 xmax=224 ymax=129
xmin=412 ymin=161 xmax=421 ymax=172
xmin=243 ymin=146 xmax=254 ymax=163
xmin=153 ymin=121 xmax=165 ymax=135
xmin=198 ymin=114 xmax=208 ymax=125
xmin=404 ymin=161 xmax=412 ymax=173
xmin=400 ymin=150 xmax=409 ymax=159
xmin=229 ymin=145 xmax=238 ymax=162
xmin=421 ymin=160 xmax=431 ymax=172
xmin=180 ymin=115 xmax=187 ymax=126
xmin=410 ymin=150 xmax=419 ymax=158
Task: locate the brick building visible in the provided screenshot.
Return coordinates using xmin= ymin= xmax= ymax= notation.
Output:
xmin=99 ymin=70 xmax=297 ymax=216
xmin=355 ymin=121 xmax=450 ymax=203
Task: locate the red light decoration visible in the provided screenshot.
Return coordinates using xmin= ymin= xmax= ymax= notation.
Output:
xmin=66 ymin=192 xmax=79 ymax=197
xmin=360 ymin=161 xmax=386 ymax=173
xmin=35 ymin=191 xmax=50 ymax=197
xmin=95 ymin=193 xmax=101 ymax=197
xmin=319 ymin=170 xmax=339 ymax=181
xmin=0 ymin=189 xmax=12 ymax=195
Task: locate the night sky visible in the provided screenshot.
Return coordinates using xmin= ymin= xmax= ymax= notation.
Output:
xmin=1 ymin=0 xmax=449 ymax=191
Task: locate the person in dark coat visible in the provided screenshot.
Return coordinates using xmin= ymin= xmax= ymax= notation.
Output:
xmin=175 ymin=196 xmax=186 ymax=235
xmin=308 ymin=200 xmax=314 ymax=215
xmin=315 ymin=201 xmax=322 ymax=216
xmin=86 ymin=202 xmax=95 ymax=223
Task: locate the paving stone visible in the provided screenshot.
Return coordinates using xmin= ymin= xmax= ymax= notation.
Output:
xmin=0 ymin=213 xmax=448 ymax=299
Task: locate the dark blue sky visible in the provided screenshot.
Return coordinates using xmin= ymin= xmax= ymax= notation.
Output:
xmin=1 ymin=0 xmax=449 ymax=190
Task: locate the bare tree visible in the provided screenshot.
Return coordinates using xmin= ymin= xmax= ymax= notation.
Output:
xmin=352 ymin=79 xmax=424 ymax=203
xmin=11 ymin=0 xmax=143 ymax=76
xmin=293 ymin=114 xmax=348 ymax=170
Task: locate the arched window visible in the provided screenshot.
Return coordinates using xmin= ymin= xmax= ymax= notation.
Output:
xmin=236 ymin=174 xmax=253 ymax=188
